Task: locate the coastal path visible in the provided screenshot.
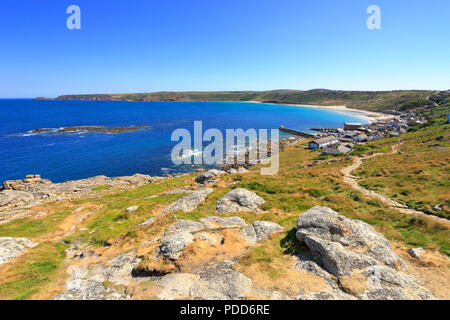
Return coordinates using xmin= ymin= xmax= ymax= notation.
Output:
xmin=341 ymin=143 xmax=450 ymax=227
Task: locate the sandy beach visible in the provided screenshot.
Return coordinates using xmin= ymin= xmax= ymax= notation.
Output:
xmin=244 ymin=101 xmax=395 ymax=123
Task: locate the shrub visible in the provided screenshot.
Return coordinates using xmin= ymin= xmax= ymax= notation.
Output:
xmin=348 ymin=191 xmax=361 ymax=202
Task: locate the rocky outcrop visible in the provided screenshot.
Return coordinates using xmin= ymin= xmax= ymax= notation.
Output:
xmin=155 ymin=261 xmax=252 ymax=300
xmin=53 ymin=205 xmax=438 ymax=301
xmin=125 ymin=206 xmax=139 ymax=213
xmin=53 ymin=269 xmax=124 ymax=300
xmin=252 ymin=221 xmax=284 ymax=242
xmin=189 ymin=266 xmax=252 ymax=300
xmin=53 ymin=266 xmax=125 ymax=300
xmin=168 ymin=220 xmax=205 ymax=233
xmin=138 ymin=217 xmax=156 ymax=227
xmin=149 ymin=216 xmax=256 ymax=299
xmin=200 ymin=216 xmax=248 ymax=229
xmin=54 ymin=252 xmax=141 ymax=300
xmin=408 ymin=247 xmax=425 ymax=259
xmin=0 ymin=237 xmax=37 ymax=265
xmin=158 ymin=231 xmax=194 ymax=260
xmin=162 ymin=188 xmax=213 ymax=214
xmin=296 ymin=206 xmax=404 ymax=276
xmin=194 ymin=231 xmax=224 ymax=245
xmin=194 ymin=169 xmax=226 ymax=184
xmin=157 ymin=215 xmax=281 ymax=263
xmin=157 ymin=273 xmax=200 ymax=300
xmin=0 ymin=190 xmax=35 ymax=207
xmin=223 ymin=167 xmax=248 ymax=175
xmin=238 ymin=221 xmax=283 ymax=244
xmin=216 ymin=188 xmax=265 ymax=213
xmin=295 ymin=206 xmax=435 ymax=300
xmin=104 ymin=252 xmax=142 ymax=285
xmin=27 ymin=125 xmax=149 ymax=135
xmin=0 ymin=174 xmax=161 ymax=209
xmin=1 ymin=175 xmax=51 ymax=191
xmin=156 ymin=216 xmax=250 ymax=261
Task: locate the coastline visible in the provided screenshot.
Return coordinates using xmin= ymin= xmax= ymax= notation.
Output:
xmin=242 ymin=100 xmax=395 ymax=123
xmin=0 ymin=99 xmax=393 ymax=185
xmin=37 ymin=97 xmax=394 ymax=123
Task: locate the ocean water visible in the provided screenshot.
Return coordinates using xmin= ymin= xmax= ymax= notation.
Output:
xmin=0 ymin=99 xmax=367 ymax=183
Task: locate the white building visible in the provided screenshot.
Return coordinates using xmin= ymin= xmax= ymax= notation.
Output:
xmin=308 ymin=136 xmax=339 ymax=149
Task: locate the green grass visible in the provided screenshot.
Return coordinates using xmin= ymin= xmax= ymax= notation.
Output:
xmin=0 ymin=209 xmax=72 ymax=238
xmin=350 ymin=137 xmax=397 ymax=156
xmin=239 ymin=181 xmax=285 ymax=194
xmin=237 ymin=234 xmax=290 ymax=278
xmin=70 ymin=175 xmax=196 ymax=245
xmin=91 ymin=185 xmax=110 ymax=191
xmin=354 ymin=120 xmax=450 ymax=219
xmin=0 ymin=242 xmax=67 ymax=300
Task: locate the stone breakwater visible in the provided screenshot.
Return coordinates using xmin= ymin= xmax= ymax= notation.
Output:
xmin=220 ymin=136 xmax=301 ymax=172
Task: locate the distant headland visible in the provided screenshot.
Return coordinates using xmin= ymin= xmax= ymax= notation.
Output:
xmin=35 ymin=89 xmax=450 ymax=116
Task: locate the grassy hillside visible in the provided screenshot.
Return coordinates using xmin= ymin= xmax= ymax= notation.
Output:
xmin=426 ymin=90 xmax=450 ymax=119
xmin=0 ymin=120 xmax=449 ymax=299
xmin=51 ymin=89 xmax=450 ymax=114
xmin=355 ymin=119 xmax=450 ymax=219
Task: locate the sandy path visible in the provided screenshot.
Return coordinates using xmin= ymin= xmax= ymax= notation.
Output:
xmin=36 ymin=208 xmax=96 ymax=242
xmin=341 ymin=144 xmax=450 ymax=227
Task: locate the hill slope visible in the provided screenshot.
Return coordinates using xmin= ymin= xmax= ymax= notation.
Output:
xmin=0 ymin=119 xmax=449 ymax=300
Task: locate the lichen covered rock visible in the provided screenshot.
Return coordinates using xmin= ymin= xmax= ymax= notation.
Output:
xmin=216 ymin=188 xmax=265 ymax=213
xmin=294 ymin=206 xmax=434 ymax=300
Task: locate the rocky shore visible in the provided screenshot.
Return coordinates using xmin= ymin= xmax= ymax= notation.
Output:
xmin=0 ymin=132 xmax=289 ymax=223
xmin=0 ymin=173 xmax=164 ymax=223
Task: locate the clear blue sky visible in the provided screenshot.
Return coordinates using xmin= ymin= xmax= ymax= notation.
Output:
xmin=1 ymin=0 xmax=449 ymax=98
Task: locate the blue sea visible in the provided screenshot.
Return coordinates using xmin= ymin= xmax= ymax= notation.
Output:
xmin=0 ymin=99 xmax=367 ymax=183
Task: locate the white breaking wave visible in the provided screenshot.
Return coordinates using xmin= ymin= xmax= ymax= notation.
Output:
xmin=177 ymin=149 xmax=203 ymax=159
